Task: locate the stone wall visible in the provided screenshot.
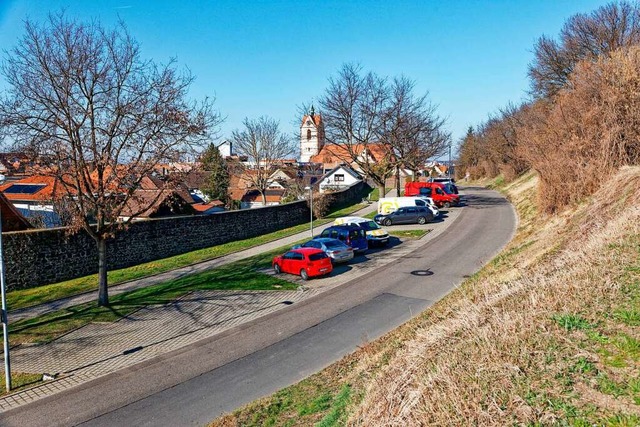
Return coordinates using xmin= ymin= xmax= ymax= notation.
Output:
xmin=2 ymin=181 xmax=369 ymax=291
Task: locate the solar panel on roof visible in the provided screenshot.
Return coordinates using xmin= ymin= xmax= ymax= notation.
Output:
xmin=3 ymin=184 xmax=46 ymax=194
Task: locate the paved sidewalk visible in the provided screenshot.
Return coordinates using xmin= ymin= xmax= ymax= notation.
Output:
xmin=0 ymin=199 xmax=463 ymax=412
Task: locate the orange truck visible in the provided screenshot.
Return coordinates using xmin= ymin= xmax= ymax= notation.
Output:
xmin=404 ymin=181 xmax=460 ymax=208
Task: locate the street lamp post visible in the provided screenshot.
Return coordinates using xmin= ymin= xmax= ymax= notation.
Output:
xmin=448 ymin=143 xmax=452 ymax=179
xmin=305 ymin=186 xmax=313 ymax=238
xmin=0 ymin=207 xmax=11 ymax=392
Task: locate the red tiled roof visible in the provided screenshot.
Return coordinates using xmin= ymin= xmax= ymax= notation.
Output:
xmin=0 ymin=175 xmax=58 ymax=202
xmin=241 ymin=189 xmax=285 ymax=203
xmin=120 ymin=190 xmax=195 ymax=218
xmin=191 ymin=201 xmax=224 ymax=213
xmin=309 ymin=143 xmax=392 ymax=165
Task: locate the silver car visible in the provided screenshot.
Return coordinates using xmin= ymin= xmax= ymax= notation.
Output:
xmin=294 ymin=238 xmax=354 ymax=263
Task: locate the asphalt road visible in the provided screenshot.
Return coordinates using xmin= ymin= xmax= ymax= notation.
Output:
xmin=0 ymin=187 xmax=516 ymax=427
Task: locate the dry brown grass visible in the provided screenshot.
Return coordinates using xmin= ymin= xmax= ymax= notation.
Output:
xmin=348 ymin=167 xmax=640 ymax=426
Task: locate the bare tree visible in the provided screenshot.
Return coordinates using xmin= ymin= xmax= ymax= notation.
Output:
xmin=379 ymin=76 xmax=450 ymax=193
xmin=0 ymin=13 xmax=221 ymax=306
xmin=319 ymin=63 xmax=395 ymax=196
xmin=529 ymin=1 xmax=640 ymax=98
xmin=231 ymin=116 xmax=295 ymax=205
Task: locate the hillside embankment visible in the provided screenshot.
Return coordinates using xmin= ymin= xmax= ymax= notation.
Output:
xmin=349 ymin=168 xmax=640 ymax=425
xmin=214 ymin=168 xmax=640 ymax=426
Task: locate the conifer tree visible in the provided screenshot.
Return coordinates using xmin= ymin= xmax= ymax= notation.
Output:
xmin=200 ymin=143 xmax=230 ymax=204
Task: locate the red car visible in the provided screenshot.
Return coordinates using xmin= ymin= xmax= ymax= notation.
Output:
xmin=272 ymin=248 xmax=333 ymax=280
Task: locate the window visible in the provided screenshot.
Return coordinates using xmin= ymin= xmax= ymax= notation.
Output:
xmin=334 ymin=174 xmax=345 ymax=182
xmin=415 ymin=199 xmax=425 ymax=206
xmin=309 ymin=252 xmax=328 ymax=261
xmin=307 ymin=129 xmax=311 ymax=140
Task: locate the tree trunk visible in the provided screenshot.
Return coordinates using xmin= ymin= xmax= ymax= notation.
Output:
xmin=97 ymin=238 xmax=109 ymax=307
xmin=395 ymin=166 xmax=401 ymax=196
xmin=378 ymin=184 xmax=386 ymax=199
xmin=261 ymin=191 xmax=267 ymax=206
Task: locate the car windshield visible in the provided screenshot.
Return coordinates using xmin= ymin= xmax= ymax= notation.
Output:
xmin=442 ymin=185 xmax=453 ymax=194
xmin=357 ymin=221 xmax=380 ymax=231
xmin=308 ymin=252 xmax=328 ymax=261
xmin=324 ymin=240 xmax=344 ymax=249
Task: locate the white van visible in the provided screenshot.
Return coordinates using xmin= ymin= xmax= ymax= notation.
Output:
xmin=333 ymin=216 xmax=389 ymax=246
xmin=378 ymin=197 xmax=439 ymax=217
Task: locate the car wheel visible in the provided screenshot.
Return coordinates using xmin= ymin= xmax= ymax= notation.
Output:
xmin=274 ymin=264 xmax=281 ymax=274
xmin=417 ymin=216 xmax=426 ymax=225
xmin=300 ymin=269 xmax=309 ymax=281
xmin=383 ymin=218 xmax=392 ymax=226
xmin=443 ymin=202 xmax=451 ymax=209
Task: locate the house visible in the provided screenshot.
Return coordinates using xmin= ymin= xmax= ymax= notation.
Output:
xmin=0 ymin=175 xmax=62 ymax=227
xmin=318 ymin=165 xmax=362 ymax=193
xmin=309 ymin=143 xmax=393 ymax=174
xmin=119 ymin=189 xmax=196 ymax=220
xmin=118 ymin=174 xmax=197 ymax=220
xmin=240 ymin=189 xmax=285 ymax=209
xmin=0 ymin=152 xmax=33 ymax=178
xmin=0 ymin=192 xmax=32 ymax=231
xmin=268 ymin=167 xmax=299 ymax=190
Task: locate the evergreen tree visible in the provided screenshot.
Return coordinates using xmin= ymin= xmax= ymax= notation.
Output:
xmin=200 ymin=143 xmax=230 ymax=204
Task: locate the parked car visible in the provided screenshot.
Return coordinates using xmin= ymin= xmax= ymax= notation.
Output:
xmin=317 ymin=225 xmax=368 ymax=254
xmin=294 ymin=238 xmax=354 ymax=263
xmin=374 ymin=206 xmax=434 ymax=226
xmin=333 ymin=216 xmax=389 ymax=246
xmin=416 ymin=197 xmax=440 ymax=218
xmin=403 ymin=182 xmax=460 ymax=208
xmin=272 ymin=248 xmax=333 ymax=280
xmin=378 ymin=196 xmax=440 ymax=218
xmin=428 ymin=177 xmax=459 ymax=194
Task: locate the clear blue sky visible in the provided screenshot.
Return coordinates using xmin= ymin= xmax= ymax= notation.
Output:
xmin=0 ymin=0 xmax=610 ymax=153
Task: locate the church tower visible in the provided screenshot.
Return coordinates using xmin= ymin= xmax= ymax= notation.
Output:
xmin=299 ymin=106 xmax=325 ymax=163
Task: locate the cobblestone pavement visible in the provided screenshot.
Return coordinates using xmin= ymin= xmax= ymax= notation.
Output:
xmin=0 ymin=200 xmax=463 ymax=412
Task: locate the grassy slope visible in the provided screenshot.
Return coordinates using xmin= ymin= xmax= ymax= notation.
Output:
xmin=212 ymin=168 xmax=640 ymax=426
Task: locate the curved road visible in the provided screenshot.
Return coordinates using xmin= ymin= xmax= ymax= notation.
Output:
xmin=0 ymin=187 xmax=516 ymax=427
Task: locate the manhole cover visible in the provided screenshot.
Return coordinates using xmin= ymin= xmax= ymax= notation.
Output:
xmin=410 ymin=270 xmax=433 ymax=277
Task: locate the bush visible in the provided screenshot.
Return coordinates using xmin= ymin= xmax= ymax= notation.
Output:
xmin=519 ymin=47 xmax=640 ymax=212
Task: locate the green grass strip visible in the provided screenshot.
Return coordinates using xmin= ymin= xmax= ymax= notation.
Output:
xmin=8 ymin=202 xmax=368 ymax=311
xmin=9 ymin=241 xmax=303 ymax=346
xmin=0 ymin=372 xmax=43 ymax=398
